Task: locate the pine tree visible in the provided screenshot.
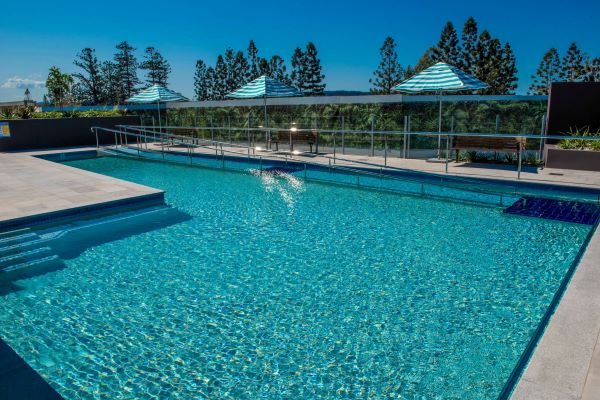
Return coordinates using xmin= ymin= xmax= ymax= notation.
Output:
xmin=290 ymin=47 xmax=306 ymax=90
xmin=114 ymin=41 xmax=139 ymax=101
xmin=194 ymin=59 xmax=210 ymax=100
xmin=204 ymin=67 xmax=216 ymax=100
xmin=528 ymin=48 xmax=562 ymax=95
xmin=583 ymin=57 xmax=600 ymax=82
xmin=432 ymin=22 xmax=461 ymax=65
xmin=233 ymin=51 xmax=249 ymax=88
xmin=247 ymin=40 xmax=261 ymax=80
xmin=140 ymin=47 xmax=171 ymax=86
xmin=302 ymin=42 xmax=325 ymax=95
xmin=460 ymin=17 xmax=478 ymax=74
xmin=562 ymin=42 xmax=585 ymax=81
xmin=474 ymin=30 xmax=492 ymax=80
xmin=369 ymin=37 xmax=404 ymax=94
xmin=224 ymin=48 xmax=237 ymax=92
xmin=100 ymin=61 xmax=120 ymax=104
xmin=72 ymin=48 xmax=103 ymax=105
xmin=268 ymin=55 xmax=290 ymax=84
xmin=213 ymin=55 xmax=228 ymax=99
xmin=498 ymin=42 xmax=518 ymax=94
xmin=258 ymin=58 xmax=270 ymax=76
xmin=414 ymin=47 xmax=436 ymax=73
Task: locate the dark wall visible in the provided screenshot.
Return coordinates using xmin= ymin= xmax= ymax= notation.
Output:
xmin=0 ymin=116 xmax=139 ymax=151
xmin=546 ymin=82 xmax=600 ymax=134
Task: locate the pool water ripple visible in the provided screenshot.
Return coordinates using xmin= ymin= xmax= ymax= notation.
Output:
xmin=0 ymin=157 xmax=591 ymax=399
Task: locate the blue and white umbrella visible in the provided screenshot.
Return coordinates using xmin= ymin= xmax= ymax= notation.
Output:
xmin=227 ymin=76 xmax=302 ymax=149
xmin=227 ymin=75 xmax=302 ymax=99
xmin=394 ymin=62 xmax=488 ymax=157
xmin=126 ymin=84 xmax=189 ymax=129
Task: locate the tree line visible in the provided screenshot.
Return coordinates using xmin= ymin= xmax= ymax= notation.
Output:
xmin=44 ymin=21 xmax=599 ymax=107
xmin=193 ymin=40 xmax=325 ymax=100
xmin=46 ymin=41 xmax=171 ymax=106
xmin=370 ymin=17 xmax=518 ymax=95
xmin=528 ymin=43 xmax=599 ymax=94
xmin=370 ymin=16 xmax=599 ymax=95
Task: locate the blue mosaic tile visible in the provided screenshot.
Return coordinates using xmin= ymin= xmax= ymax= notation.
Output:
xmin=504 ymin=197 xmax=600 ymax=226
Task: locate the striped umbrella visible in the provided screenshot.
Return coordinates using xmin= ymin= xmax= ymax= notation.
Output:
xmin=227 ymin=76 xmax=302 ymax=149
xmin=394 ymin=62 xmax=488 ymax=157
xmin=126 ymin=84 xmax=189 ymax=130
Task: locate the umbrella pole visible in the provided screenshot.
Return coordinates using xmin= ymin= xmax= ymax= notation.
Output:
xmin=264 ymin=96 xmax=269 ymax=150
xmin=437 ymin=93 xmax=442 ymax=158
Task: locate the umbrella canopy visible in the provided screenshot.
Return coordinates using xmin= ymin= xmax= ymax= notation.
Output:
xmin=394 ymin=62 xmax=488 ymax=159
xmin=226 ymin=75 xmax=302 ymax=99
xmin=227 ymin=76 xmax=301 ymax=150
xmin=125 ymin=84 xmax=189 ymax=103
xmin=393 ymin=62 xmax=487 ymax=93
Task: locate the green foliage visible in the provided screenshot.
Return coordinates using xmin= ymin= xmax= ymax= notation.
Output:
xmin=528 ymin=48 xmax=562 ymax=94
xmin=558 ymin=127 xmax=600 ymax=151
xmin=405 ymin=18 xmax=518 ymax=93
xmin=432 ymin=22 xmax=461 ymax=65
xmin=46 ymin=66 xmax=74 ymax=107
xmin=114 ymin=41 xmax=139 ymax=101
xmin=370 ymin=37 xmax=404 ymax=94
xmin=140 ymin=47 xmax=171 ymax=86
xmin=3 ymin=109 xmax=122 ymax=120
xmin=73 ymin=48 xmax=103 ymax=105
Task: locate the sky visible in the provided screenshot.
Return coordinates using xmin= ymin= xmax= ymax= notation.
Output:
xmin=0 ymin=0 xmax=599 ymax=102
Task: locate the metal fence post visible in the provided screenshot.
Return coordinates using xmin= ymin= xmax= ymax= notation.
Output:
xmin=495 ymin=114 xmax=500 ymax=133
xmin=384 ymin=134 xmax=388 ymax=166
xmin=333 ymin=131 xmax=336 ymax=163
xmin=538 ymin=115 xmax=546 ymax=161
xmin=370 ymin=116 xmax=375 ymax=157
xmin=341 ymin=115 xmax=345 ymax=155
xmin=228 ymin=115 xmax=232 ymax=144
xmin=403 ymin=116 xmax=407 ymax=159
xmin=518 ymin=144 xmax=522 ymax=179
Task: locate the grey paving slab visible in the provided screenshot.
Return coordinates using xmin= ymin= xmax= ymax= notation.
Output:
xmin=0 ymin=150 xmax=163 ymax=226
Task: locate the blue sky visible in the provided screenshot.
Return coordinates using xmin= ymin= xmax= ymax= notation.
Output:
xmin=0 ymin=0 xmax=598 ymax=102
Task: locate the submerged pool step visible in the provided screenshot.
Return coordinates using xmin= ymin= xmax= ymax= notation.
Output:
xmin=2 ymin=255 xmax=61 ymax=273
xmin=504 ymin=197 xmax=600 ymax=225
xmin=0 ymin=247 xmax=53 ymax=268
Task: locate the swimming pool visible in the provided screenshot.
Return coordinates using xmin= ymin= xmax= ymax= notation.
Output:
xmin=0 ymin=156 xmax=594 ymax=399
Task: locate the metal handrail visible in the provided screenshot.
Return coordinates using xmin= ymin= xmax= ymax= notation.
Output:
xmin=117 ymin=124 xmax=600 ymax=141
xmin=92 ymin=126 xmax=600 ymax=205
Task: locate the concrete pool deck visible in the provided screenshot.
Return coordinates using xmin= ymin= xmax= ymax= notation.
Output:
xmin=0 ymin=148 xmax=164 ymax=228
xmin=1 ymin=146 xmax=600 ymax=399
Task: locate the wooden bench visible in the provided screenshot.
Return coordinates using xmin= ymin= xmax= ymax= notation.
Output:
xmin=452 ymin=136 xmax=526 ymax=161
xmin=271 ymin=130 xmax=319 ymax=153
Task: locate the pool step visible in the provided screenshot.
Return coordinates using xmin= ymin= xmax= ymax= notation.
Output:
xmin=0 ymin=247 xmax=54 ymax=268
xmin=0 ymin=229 xmax=63 ymax=275
xmin=504 ymin=197 xmax=600 ymax=225
xmin=2 ymin=255 xmax=61 ymax=273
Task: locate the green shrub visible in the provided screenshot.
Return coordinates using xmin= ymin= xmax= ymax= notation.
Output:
xmin=558 ymin=126 xmax=600 ymax=151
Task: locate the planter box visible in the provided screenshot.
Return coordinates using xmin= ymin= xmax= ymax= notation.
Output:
xmin=545 ymin=146 xmax=600 ymax=172
xmin=0 ymin=116 xmax=140 ymax=151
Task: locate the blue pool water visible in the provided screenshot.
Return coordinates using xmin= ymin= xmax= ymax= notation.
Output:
xmin=0 ymin=156 xmax=593 ymax=399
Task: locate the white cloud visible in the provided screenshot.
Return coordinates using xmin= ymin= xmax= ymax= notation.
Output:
xmin=1 ymin=76 xmax=46 ymax=89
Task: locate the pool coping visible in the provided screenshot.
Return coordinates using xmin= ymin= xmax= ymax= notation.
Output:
xmin=511 ymin=222 xmax=600 ymax=399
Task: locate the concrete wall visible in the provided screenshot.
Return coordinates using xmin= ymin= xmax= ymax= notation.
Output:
xmin=545 ymin=147 xmax=600 ymax=172
xmin=0 ymin=116 xmax=139 ymax=151
xmin=547 ymin=82 xmax=600 ymax=134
